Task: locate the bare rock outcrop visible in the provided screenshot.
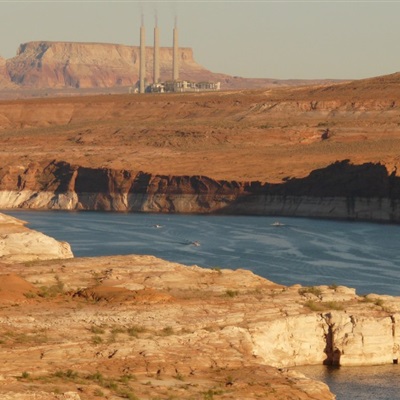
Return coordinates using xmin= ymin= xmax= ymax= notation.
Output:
xmin=0 ymin=56 xmax=13 ymax=88
xmin=0 ymin=213 xmax=73 ymax=262
xmin=0 ymin=392 xmax=81 ymax=400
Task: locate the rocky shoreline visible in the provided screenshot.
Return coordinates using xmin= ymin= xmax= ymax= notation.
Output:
xmin=0 ymin=212 xmax=399 ymax=399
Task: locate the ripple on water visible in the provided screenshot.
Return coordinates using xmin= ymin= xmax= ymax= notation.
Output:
xmin=3 ymin=211 xmax=400 ymax=296
xmin=296 ymin=365 xmax=400 ymax=400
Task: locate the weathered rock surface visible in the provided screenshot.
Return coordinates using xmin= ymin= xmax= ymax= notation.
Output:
xmin=0 ymin=212 xmax=73 ymax=262
xmin=0 ymin=57 xmax=12 ymax=88
xmin=0 ymin=56 xmax=15 ymax=89
xmin=0 ymin=212 xmax=400 ymax=398
xmin=7 ymin=41 xmax=199 ymax=89
xmin=0 ymin=160 xmax=400 ymax=222
xmin=0 ymin=392 xmax=81 ymax=400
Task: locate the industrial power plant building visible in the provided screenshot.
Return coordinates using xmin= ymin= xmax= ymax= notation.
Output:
xmin=136 ymin=20 xmax=220 ymax=94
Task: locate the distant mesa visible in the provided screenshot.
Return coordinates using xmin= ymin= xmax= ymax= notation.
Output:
xmin=0 ymin=40 xmax=341 ymax=96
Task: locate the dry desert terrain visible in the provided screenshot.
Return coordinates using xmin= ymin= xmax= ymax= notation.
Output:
xmin=0 ymin=72 xmax=400 ymax=183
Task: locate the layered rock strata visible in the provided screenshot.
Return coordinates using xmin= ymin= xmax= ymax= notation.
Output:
xmin=6 ymin=41 xmax=201 ymax=89
xmin=0 ymin=160 xmax=399 ymax=222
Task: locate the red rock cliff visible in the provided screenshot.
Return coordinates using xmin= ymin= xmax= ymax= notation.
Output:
xmin=1 ymin=160 xmax=400 ymax=222
xmin=5 ymin=41 xmax=216 ymax=89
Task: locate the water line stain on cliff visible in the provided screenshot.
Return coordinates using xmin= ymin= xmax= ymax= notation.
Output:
xmin=1 ymin=159 xmax=400 ymax=222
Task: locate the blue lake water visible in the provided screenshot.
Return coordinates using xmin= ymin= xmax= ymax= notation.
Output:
xmin=4 ymin=210 xmax=400 ymax=296
xmin=2 ymin=210 xmax=400 ymax=399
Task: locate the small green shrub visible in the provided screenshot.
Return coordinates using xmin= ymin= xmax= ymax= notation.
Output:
xmin=92 ymin=335 xmax=103 ymax=345
xmin=225 ymin=290 xmax=239 ymax=298
xmin=360 ymin=296 xmax=375 ymax=303
xmin=374 ymin=298 xmax=385 ymax=307
xmin=298 ymin=286 xmax=322 ymax=297
xmin=38 ymin=276 xmax=65 ymax=298
xmin=361 ymin=296 xmax=385 ymax=308
xmin=21 ymin=371 xmax=30 ymax=379
xmin=119 ymin=374 xmax=135 ymax=383
xmin=93 ymin=388 xmax=104 ymax=397
xmin=328 ymin=284 xmax=338 ymax=290
xmin=107 ymin=333 xmax=117 ymax=343
xmin=104 ymin=380 xmax=118 ymax=390
xmin=90 ymin=326 xmax=105 ymax=335
xmin=225 ymin=375 xmax=234 ymax=386
xmin=304 ymin=300 xmax=325 ymax=311
xmin=160 ymin=326 xmax=174 ymax=336
xmin=203 ymin=390 xmax=215 ymax=400
xmin=86 ymin=371 xmax=104 ymax=383
xmin=23 ymin=292 xmax=37 ymax=299
xmin=111 ymin=327 xmax=125 ymax=334
xmin=127 ymin=325 xmax=146 ymax=337
xmin=174 ymin=372 xmax=184 ymax=381
xmin=53 ymin=369 xmax=79 ymax=380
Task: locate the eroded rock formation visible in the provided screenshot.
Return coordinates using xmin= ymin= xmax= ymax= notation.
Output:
xmin=0 ymin=212 xmax=73 ymax=262
xmin=0 ymin=160 xmax=400 ymax=222
xmin=0 ymin=56 xmax=15 ymax=88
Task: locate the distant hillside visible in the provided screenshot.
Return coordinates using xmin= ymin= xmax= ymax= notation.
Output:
xmin=278 ymin=71 xmax=400 ymax=101
xmin=0 ymin=41 xmax=341 ymax=96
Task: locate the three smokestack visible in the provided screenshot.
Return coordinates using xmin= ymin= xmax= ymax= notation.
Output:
xmin=138 ymin=16 xmax=179 ymax=92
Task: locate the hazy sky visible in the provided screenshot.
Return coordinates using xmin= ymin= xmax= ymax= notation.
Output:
xmin=1 ymin=0 xmax=400 ymax=80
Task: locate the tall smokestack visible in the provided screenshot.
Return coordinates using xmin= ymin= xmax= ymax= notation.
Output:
xmin=139 ymin=15 xmax=146 ymax=93
xmin=172 ymin=17 xmax=179 ymax=81
xmin=153 ymin=14 xmax=160 ymax=84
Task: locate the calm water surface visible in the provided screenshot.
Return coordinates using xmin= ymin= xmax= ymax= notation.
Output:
xmin=3 ymin=210 xmax=400 ymax=399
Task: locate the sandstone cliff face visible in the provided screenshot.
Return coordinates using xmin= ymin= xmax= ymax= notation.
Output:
xmin=6 ymin=41 xmax=205 ymax=89
xmin=1 ymin=160 xmax=400 ymax=222
xmin=251 ymin=306 xmax=400 ymax=368
xmin=0 ymin=56 xmax=15 ymax=89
